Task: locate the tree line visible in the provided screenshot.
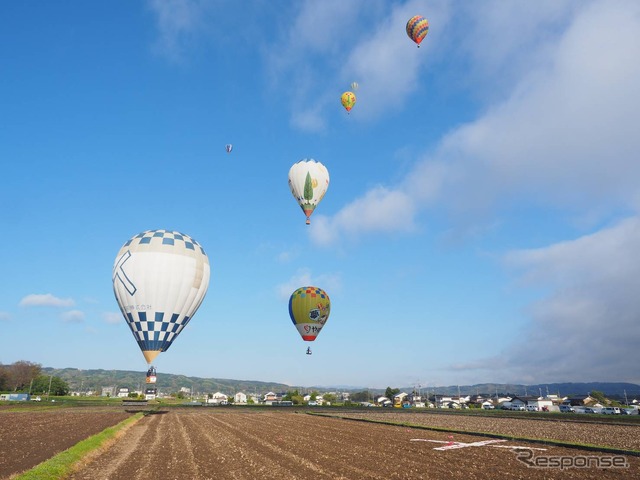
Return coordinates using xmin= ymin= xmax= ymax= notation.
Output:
xmin=0 ymin=360 xmax=70 ymax=396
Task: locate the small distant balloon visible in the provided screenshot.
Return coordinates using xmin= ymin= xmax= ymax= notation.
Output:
xmin=406 ymin=15 xmax=429 ymax=47
xmin=350 ymin=81 xmax=359 ymax=91
xmin=341 ymin=91 xmax=356 ymax=113
xmin=225 ymin=144 xmax=233 ymax=153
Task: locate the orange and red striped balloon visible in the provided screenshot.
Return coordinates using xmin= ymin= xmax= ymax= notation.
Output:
xmin=406 ymin=15 xmax=429 ymax=47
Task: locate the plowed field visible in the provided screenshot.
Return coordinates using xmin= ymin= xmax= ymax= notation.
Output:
xmin=3 ymin=406 xmax=639 ymax=479
xmin=65 ymin=409 xmax=639 ymax=480
xmin=0 ymin=406 xmax=131 ymax=479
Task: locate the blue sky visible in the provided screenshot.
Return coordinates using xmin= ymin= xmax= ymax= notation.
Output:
xmin=2 ymin=0 xmax=639 ymax=390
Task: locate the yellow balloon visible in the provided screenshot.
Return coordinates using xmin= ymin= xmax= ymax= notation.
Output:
xmin=341 ymin=91 xmax=356 ymax=113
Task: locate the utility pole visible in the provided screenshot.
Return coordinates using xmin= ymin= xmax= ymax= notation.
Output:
xmin=46 ymin=374 xmax=53 ymax=400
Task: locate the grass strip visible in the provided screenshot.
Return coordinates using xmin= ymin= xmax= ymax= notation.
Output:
xmin=14 ymin=412 xmax=144 ymax=480
xmin=307 ymin=411 xmax=640 ymax=457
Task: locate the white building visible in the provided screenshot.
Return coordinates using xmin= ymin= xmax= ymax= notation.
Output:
xmin=234 ymin=392 xmax=247 ymax=404
xmin=207 ymin=392 xmax=228 ymax=404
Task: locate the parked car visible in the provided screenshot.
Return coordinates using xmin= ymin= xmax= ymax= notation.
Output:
xmin=601 ymin=407 xmax=621 ymax=415
xmin=482 ymin=404 xmax=495 ymax=410
xmin=583 ymin=407 xmax=598 ymax=414
xmin=526 ymin=405 xmax=538 ymax=412
xmin=619 ymin=408 xmax=632 ymax=415
xmin=511 ymin=404 xmax=525 ymax=411
xmin=559 ymin=404 xmax=575 ymax=413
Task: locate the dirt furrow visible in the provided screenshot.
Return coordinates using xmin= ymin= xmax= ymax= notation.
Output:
xmin=18 ymin=408 xmax=639 ymax=480
xmin=180 ymin=413 xmax=290 ymax=478
xmin=205 ymin=413 xmax=334 ymax=478
xmin=69 ymin=415 xmax=153 ymax=480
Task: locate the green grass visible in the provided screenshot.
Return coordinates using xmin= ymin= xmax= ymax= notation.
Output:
xmin=14 ymin=412 xmax=143 ymax=480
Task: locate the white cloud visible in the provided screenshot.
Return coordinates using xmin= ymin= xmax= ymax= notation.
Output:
xmin=103 ymin=312 xmax=123 ymax=325
xmin=61 ymin=310 xmax=85 ymax=324
xmin=316 ymin=0 xmax=640 ymax=244
xmin=19 ymin=294 xmax=75 ymax=308
xmin=0 ymin=312 xmax=10 ymax=322
xmin=339 ymin=1 xmax=451 ymax=118
xmin=147 ymin=0 xmax=206 ymax=62
xmin=276 ymin=269 xmax=342 ymax=301
xmin=438 ymin=0 xmax=640 ymax=213
xmin=264 ymin=0 xmax=442 ymax=131
xmin=311 ymin=186 xmax=418 ymax=246
xmin=501 ymin=216 xmax=640 ymax=383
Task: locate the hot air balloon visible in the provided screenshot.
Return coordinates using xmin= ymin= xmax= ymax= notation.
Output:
xmin=112 ymin=230 xmax=210 ymax=366
xmin=406 ymin=15 xmax=429 ymax=47
xmin=288 ymin=159 xmax=330 ymax=225
xmin=341 ymin=91 xmax=356 ymax=113
xmin=350 ymin=81 xmax=359 ymax=91
xmin=289 ymin=286 xmax=331 ymax=355
xmin=225 ymin=144 xmax=233 ymax=154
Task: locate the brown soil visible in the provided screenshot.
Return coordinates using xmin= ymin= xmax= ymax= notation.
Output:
xmin=65 ymin=409 xmax=640 ymax=480
xmin=0 ymin=406 xmax=131 ymax=479
xmin=335 ymin=410 xmax=640 ymax=450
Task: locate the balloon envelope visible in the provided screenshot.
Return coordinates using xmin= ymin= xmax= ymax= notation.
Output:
xmin=288 ymin=159 xmax=330 ymax=225
xmin=341 ymin=91 xmax=356 ymax=112
xmin=406 ymin=15 xmax=429 ymax=46
xmin=112 ymin=230 xmax=210 ymax=364
xmin=225 ymin=144 xmax=233 ymax=153
xmin=350 ymin=81 xmax=359 ymax=91
xmin=289 ymin=286 xmax=331 ymax=342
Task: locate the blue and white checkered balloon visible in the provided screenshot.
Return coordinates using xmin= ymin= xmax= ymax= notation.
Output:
xmin=112 ymin=230 xmax=210 ymax=364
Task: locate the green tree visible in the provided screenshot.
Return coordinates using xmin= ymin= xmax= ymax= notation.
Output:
xmin=590 ymin=390 xmax=608 ymax=405
xmin=282 ymin=389 xmax=300 ymax=402
xmin=323 ymin=393 xmax=337 ymax=405
xmin=385 ymin=387 xmax=400 ymax=399
xmin=31 ymin=375 xmax=69 ymax=396
xmin=350 ymin=391 xmax=371 ymax=402
xmin=0 ymin=365 xmax=8 ymax=391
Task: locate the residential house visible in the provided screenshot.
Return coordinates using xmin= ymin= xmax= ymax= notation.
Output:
xmin=101 ymin=386 xmax=115 ymax=397
xmin=510 ymin=395 xmax=553 ymax=411
xmin=435 ymin=395 xmax=455 ymax=408
xmin=207 ymin=392 xmax=228 ymax=405
xmin=563 ymin=395 xmax=598 ymax=407
xmin=264 ymin=392 xmax=278 ymax=404
xmin=234 ymin=392 xmax=247 ymax=404
xmin=393 ymin=392 xmax=409 ymax=406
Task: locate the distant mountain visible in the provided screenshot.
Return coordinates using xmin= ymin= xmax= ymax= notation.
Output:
xmin=41 ymin=367 xmax=640 ymax=399
xmin=42 ymin=367 xmax=292 ymax=396
xmin=400 ymin=382 xmax=640 ymax=399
